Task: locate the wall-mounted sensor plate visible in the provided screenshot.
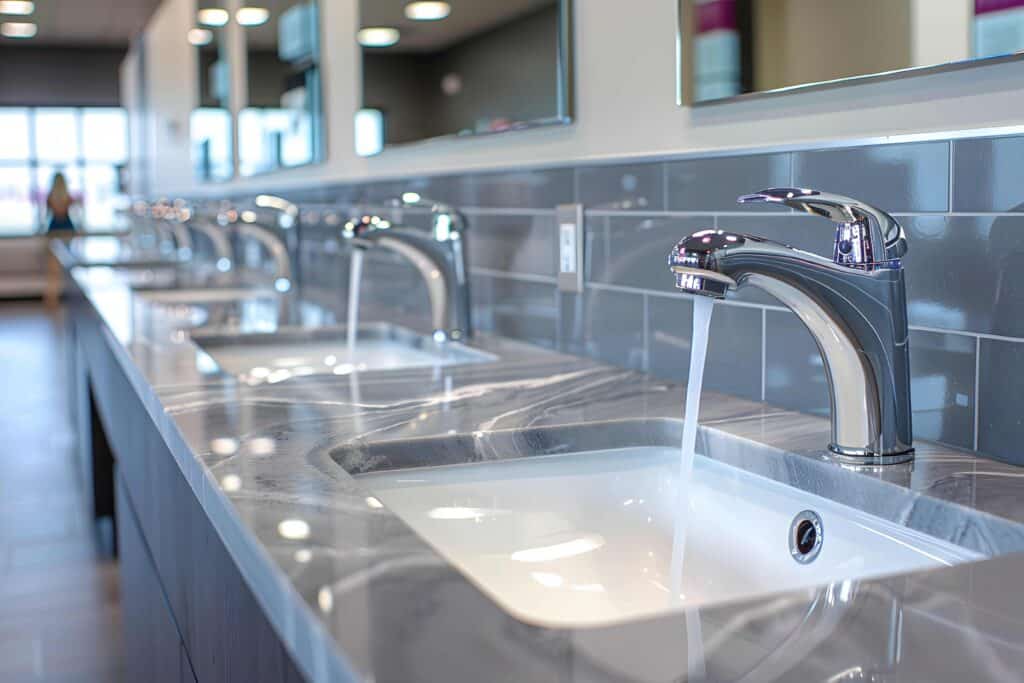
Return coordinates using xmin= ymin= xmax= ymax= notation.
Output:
xmin=556 ymin=203 xmax=584 ymax=293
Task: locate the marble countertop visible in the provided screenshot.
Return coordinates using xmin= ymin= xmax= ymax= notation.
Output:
xmin=67 ymin=260 xmax=1024 ymax=683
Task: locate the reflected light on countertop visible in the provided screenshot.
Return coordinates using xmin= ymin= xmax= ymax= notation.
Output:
xmin=317 ymin=587 xmax=333 ymax=613
xmin=278 ymin=518 xmax=310 ymax=540
xmin=220 ymin=474 xmax=242 ymax=492
xmin=211 ymin=438 xmax=239 ymax=456
xmin=249 ymin=437 xmax=276 ymax=456
xmin=294 ymin=548 xmax=313 ymax=563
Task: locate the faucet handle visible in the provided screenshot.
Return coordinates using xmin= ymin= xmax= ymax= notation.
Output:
xmin=738 ymin=188 xmax=908 ymax=268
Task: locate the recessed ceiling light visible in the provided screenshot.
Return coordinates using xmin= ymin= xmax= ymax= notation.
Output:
xmin=0 ymin=1 xmax=34 ymax=16
xmin=1 ymin=21 xmax=35 ymax=38
xmin=404 ymin=1 xmax=451 ymax=21
xmin=187 ymin=28 xmax=213 ymax=46
xmin=197 ymin=8 xmax=229 ymax=27
xmin=236 ymin=7 xmax=270 ymax=26
xmin=357 ymin=26 xmax=400 ymax=47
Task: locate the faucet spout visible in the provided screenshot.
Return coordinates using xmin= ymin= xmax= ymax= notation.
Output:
xmin=344 ymin=198 xmax=471 ymax=341
xmin=668 ymin=191 xmax=914 ymax=465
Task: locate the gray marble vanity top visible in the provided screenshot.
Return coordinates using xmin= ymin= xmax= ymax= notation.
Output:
xmin=67 ymin=258 xmax=1024 ymax=683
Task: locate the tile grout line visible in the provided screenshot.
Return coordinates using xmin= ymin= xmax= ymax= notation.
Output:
xmin=661 ymin=161 xmax=670 ymax=212
xmin=948 ymin=140 xmax=955 ymax=214
xmin=974 ymin=335 xmax=981 ymax=452
xmin=761 ymin=308 xmax=767 ymax=402
xmin=469 ymin=267 xmax=558 ymax=285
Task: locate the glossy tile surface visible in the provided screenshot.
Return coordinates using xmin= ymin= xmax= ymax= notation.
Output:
xmin=905 ymin=215 xmax=1024 ymax=337
xmin=666 ymin=153 xmax=791 ymax=212
xmin=978 ymin=338 xmax=1024 ymax=462
xmin=466 ymin=213 xmax=557 ymax=277
xmin=577 ymin=162 xmax=665 ymax=211
xmin=471 ymin=275 xmax=558 ymax=349
xmin=792 ymin=141 xmax=950 ymax=213
xmin=648 ymin=296 xmax=763 ymax=401
xmin=952 ymin=135 xmax=1024 ymax=212
xmin=586 ymin=215 xmax=708 ymax=291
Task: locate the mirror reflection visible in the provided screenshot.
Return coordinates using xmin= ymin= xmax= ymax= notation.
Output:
xmin=240 ymin=0 xmax=324 ymax=176
xmin=190 ymin=1 xmax=233 ymax=182
xmin=681 ymin=0 xmax=1024 ymax=105
xmin=356 ymin=0 xmax=572 ymax=155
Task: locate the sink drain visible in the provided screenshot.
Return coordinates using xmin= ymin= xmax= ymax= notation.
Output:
xmin=789 ymin=510 xmax=823 ymax=564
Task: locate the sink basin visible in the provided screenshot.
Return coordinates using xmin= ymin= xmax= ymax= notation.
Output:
xmin=190 ymin=323 xmax=497 ymax=382
xmin=134 ymin=287 xmax=282 ymax=331
xmin=337 ymin=421 xmax=982 ymax=628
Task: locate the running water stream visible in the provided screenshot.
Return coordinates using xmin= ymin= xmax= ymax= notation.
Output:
xmin=347 ymin=249 xmax=364 ymax=354
xmin=669 ymin=295 xmax=715 ymax=678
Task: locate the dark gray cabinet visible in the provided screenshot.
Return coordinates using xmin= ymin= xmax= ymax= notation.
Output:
xmin=75 ymin=294 xmax=308 ymax=682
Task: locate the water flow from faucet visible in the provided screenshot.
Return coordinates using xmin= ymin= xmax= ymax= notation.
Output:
xmin=670 ymin=295 xmax=714 ymax=678
xmin=347 ymin=249 xmax=365 ymax=356
xmin=669 ymin=296 xmax=715 ymax=594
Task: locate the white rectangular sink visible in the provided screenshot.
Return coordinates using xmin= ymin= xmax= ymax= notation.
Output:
xmin=190 ymin=323 xmax=497 ymax=382
xmin=351 ymin=431 xmax=981 ymax=629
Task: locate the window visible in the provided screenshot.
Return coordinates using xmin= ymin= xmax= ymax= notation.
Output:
xmin=0 ymin=106 xmax=128 ymax=236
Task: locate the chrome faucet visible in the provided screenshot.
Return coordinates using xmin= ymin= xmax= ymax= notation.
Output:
xmin=343 ymin=195 xmax=471 ymax=341
xmin=668 ymin=188 xmax=913 ymax=464
xmin=218 ymin=205 xmax=294 ymax=292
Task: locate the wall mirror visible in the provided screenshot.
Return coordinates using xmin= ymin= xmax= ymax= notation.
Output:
xmin=679 ymin=0 xmax=1024 ymax=105
xmin=190 ymin=0 xmax=233 ymax=182
xmin=239 ymin=0 xmax=324 ymax=176
xmin=355 ymin=0 xmax=573 ymax=156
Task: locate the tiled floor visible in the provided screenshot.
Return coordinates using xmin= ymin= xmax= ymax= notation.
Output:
xmin=0 ymin=303 xmax=123 ymax=682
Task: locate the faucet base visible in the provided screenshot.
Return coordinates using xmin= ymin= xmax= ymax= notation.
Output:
xmin=828 ymin=444 xmax=915 ymax=466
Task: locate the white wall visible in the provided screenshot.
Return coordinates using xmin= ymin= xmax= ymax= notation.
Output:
xmin=127 ymin=0 xmax=1024 ymax=196
xmin=123 ymin=0 xmax=197 ymax=195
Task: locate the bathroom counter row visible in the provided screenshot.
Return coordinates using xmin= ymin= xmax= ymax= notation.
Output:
xmin=66 ymin=258 xmax=1024 ymax=683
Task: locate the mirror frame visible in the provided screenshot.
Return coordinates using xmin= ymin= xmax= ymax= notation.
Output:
xmin=675 ymin=0 xmax=1024 ymax=107
xmin=357 ymin=0 xmax=575 ymax=154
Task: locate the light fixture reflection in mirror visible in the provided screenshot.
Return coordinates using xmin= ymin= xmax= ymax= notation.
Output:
xmin=187 ymin=28 xmax=213 ymax=46
xmin=197 ymin=7 xmax=229 ymax=26
xmin=404 ymin=1 xmax=451 ymax=21
xmin=237 ymin=6 xmax=270 ymax=26
xmin=357 ymin=26 xmax=400 ymax=47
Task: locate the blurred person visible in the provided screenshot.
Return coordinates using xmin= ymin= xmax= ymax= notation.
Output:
xmin=46 ymin=171 xmax=76 ymax=232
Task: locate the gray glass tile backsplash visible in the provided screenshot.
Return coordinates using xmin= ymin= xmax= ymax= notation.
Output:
xmin=295 ymin=133 xmax=1024 ymax=464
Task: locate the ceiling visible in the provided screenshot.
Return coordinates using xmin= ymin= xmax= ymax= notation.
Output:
xmin=0 ymin=0 xmax=161 ymax=47
xmin=359 ymin=0 xmax=557 ymax=52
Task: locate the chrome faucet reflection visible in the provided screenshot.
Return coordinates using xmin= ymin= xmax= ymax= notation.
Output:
xmin=668 ymin=188 xmax=913 ymax=464
xmin=344 ymin=194 xmax=471 ymax=341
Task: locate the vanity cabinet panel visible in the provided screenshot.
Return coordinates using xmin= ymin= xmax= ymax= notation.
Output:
xmin=117 ymin=471 xmax=191 ymax=683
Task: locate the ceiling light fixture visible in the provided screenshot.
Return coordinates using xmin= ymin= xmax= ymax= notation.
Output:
xmin=357 ymin=26 xmax=400 ymax=48
xmin=0 ymin=1 xmax=34 ymax=16
xmin=197 ymin=7 xmax=229 ymax=27
xmin=0 ymin=21 xmax=35 ymax=38
xmin=187 ymin=28 xmax=213 ymax=46
xmin=404 ymin=1 xmax=451 ymax=21
xmin=236 ymin=7 xmax=270 ymax=26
